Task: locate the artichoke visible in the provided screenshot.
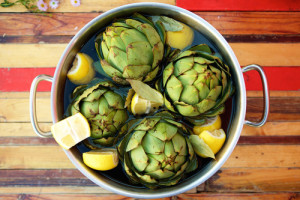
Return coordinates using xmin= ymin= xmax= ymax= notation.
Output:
xmin=69 ymin=81 xmax=129 ymax=146
xmin=95 ymin=13 xmax=165 ymax=85
xmin=162 ymin=44 xmax=233 ymax=117
xmin=118 ymin=115 xmax=198 ymax=188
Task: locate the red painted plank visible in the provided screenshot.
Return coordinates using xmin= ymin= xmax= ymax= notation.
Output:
xmin=243 ymin=67 xmax=300 ymax=91
xmin=0 ymin=67 xmax=299 ymax=92
xmin=177 ymin=0 xmax=300 ymax=11
xmin=0 ymin=68 xmax=55 ymax=92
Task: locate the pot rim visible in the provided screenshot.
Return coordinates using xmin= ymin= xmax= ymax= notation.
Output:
xmin=51 ymin=2 xmax=246 ymax=198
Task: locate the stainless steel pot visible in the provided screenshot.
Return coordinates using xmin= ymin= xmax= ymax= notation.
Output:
xmin=29 ymin=3 xmax=269 ymax=198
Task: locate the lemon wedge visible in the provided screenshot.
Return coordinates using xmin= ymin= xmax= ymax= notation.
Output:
xmin=199 ymin=129 xmax=226 ymax=154
xmin=131 ymin=93 xmax=162 ymax=115
xmin=67 ymin=52 xmax=95 ymax=84
xmin=83 ymin=148 xmax=119 ymax=171
xmin=51 ymin=113 xmax=91 ymax=150
xmin=193 ymin=115 xmax=222 ymax=135
xmin=166 ymin=23 xmax=194 ymax=50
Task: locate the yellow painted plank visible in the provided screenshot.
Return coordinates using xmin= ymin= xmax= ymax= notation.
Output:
xmin=1 ymin=121 xmax=300 ymax=137
xmin=230 ymin=43 xmax=300 ymax=67
xmin=0 ymin=145 xmax=298 ymax=169
xmin=0 ymin=44 xmax=65 ymax=68
xmin=0 ymin=0 xmax=175 ymax=12
xmin=0 ymin=98 xmax=52 ymax=122
xmin=0 ymin=146 xmax=74 ymax=169
xmin=0 ymin=123 xmax=52 ymax=137
xmin=1 ymin=43 xmax=300 ymax=68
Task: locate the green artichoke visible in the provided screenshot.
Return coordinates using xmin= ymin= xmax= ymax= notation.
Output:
xmin=162 ymin=44 xmax=233 ymax=117
xmin=69 ymin=81 xmax=129 ymax=146
xmin=95 ymin=13 xmax=165 ymax=85
xmin=118 ymin=115 xmax=198 ymax=188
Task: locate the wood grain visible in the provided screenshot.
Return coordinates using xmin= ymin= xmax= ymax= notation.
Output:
xmin=0 ymin=123 xmax=51 ymax=137
xmin=0 ymin=145 xmax=298 ymax=169
xmin=0 ymin=187 xmax=112 ymax=194
xmin=223 ymin=145 xmax=300 ymax=168
xmin=206 ymin=168 xmax=300 ymax=192
xmin=177 ymin=193 xmax=299 ymax=200
xmin=0 ymin=146 xmax=73 ymax=169
xmin=1 ymin=121 xmax=300 ymax=138
xmin=1 ymin=94 xmax=300 ymax=122
xmin=246 ymin=97 xmax=300 ymax=122
xmin=0 ymin=98 xmax=52 ymax=122
xmin=0 ymin=0 xmax=175 ymax=12
xmin=1 ymin=12 xmax=299 ymax=36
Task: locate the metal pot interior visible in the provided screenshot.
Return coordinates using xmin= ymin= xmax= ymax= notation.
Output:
xmin=51 ymin=3 xmax=246 ymax=198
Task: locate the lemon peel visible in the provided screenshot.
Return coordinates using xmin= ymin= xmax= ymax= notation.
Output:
xmin=83 ymin=148 xmax=119 ymax=171
xmin=199 ymin=129 xmax=226 ymax=154
xmin=67 ymin=52 xmax=95 ymax=84
xmin=193 ymin=115 xmax=222 ymax=135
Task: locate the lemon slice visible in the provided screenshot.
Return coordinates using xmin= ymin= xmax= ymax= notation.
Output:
xmin=83 ymin=148 xmax=119 ymax=171
xmin=131 ymin=93 xmax=162 ymax=115
xmin=51 ymin=113 xmax=91 ymax=150
xmin=193 ymin=115 xmax=222 ymax=135
xmin=199 ymin=129 xmax=226 ymax=154
xmin=67 ymin=52 xmax=95 ymax=84
xmin=166 ymin=23 xmax=194 ymax=50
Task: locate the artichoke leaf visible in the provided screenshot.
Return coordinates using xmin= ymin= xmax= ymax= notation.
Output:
xmin=151 ymin=16 xmax=183 ymax=32
xmin=127 ymin=79 xmax=163 ymax=104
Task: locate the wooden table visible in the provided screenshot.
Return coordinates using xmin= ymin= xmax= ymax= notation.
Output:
xmin=0 ymin=0 xmax=300 ymax=199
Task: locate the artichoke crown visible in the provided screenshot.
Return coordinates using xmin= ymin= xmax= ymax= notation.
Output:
xmin=118 ymin=115 xmax=198 ymax=188
xmin=162 ymin=44 xmax=233 ymax=117
xmin=69 ymin=80 xmax=128 ymax=146
xmin=95 ymin=13 xmax=165 ymax=85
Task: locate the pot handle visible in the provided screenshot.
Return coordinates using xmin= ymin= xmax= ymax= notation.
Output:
xmin=242 ymin=64 xmax=269 ymax=127
xmin=30 ymin=74 xmax=53 ymax=138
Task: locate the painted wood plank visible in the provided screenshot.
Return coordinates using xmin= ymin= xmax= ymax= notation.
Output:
xmin=2 ymin=135 xmax=299 ymax=145
xmin=3 ymin=34 xmax=300 ymax=44
xmin=1 ymin=121 xmax=300 ymax=138
xmin=1 ymin=12 xmax=300 ymax=36
xmin=206 ymin=168 xmax=300 ymax=192
xmin=1 ymin=136 xmax=300 ymax=145
xmin=0 ymin=168 xmax=299 ymax=193
xmin=0 ymin=98 xmax=52 ymax=122
xmin=1 ymin=66 xmax=300 ymax=92
xmin=177 ymin=193 xmax=300 ymax=200
xmin=0 ymin=123 xmax=51 ymax=137
xmin=1 ymin=43 xmax=300 ymax=68
xmin=0 ymin=0 xmax=175 ymax=12
xmin=223 ymin=145 xmax=300 ymax=168
xmin=230 ymin=43 xmax=300 ymax=67
xmin=246 ymin=97 xmax=300 ymax=122
xmin=177 ymin=0 xmax=300 ymax=11
xmin=0 ymin=145 xmax=298 ymax=169
xmin=0 ymin=194 xmax=171 ymax=200
xmin=1 ymin=94 xmax=300 ymax=122
xmin=0 ymin=146 xmax=73 ymax=169
xmin=242 ymin=121 xmax=300 ymax=136
xmin=0 ymin=186 xmax=112 ymax=194
xmin=0 ymin=44 xmax=65 ymax=68
xmin=2 ymin=90 xmax=300 ymax=99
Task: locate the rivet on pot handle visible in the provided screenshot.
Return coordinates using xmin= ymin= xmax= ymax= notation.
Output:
xmin=30 ymin=74 xmax=53 ymax=137
xmin=242 ymin=64 xmax=269 ymax=127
